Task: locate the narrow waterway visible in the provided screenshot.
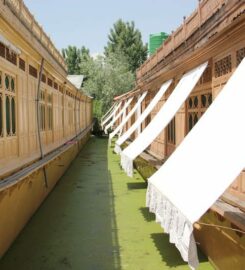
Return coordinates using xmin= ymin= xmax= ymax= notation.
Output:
xmin=0 ymin=137 xmax=213 ymax=270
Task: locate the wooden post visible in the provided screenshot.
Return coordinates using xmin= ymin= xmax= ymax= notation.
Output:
xmin=36 ymin=58 xmax=48 ymax=188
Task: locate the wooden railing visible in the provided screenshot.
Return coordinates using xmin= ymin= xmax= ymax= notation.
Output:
xmin=5 ymin=0 xmax=67 ymax=71
xmin=136 ymin=0 xmax=226 ymax=80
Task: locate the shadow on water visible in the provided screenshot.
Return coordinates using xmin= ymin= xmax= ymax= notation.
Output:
xmin=127 ymin=182 xmax=147 ymax=190
xmin=139 ymin=207 xmax=156 ymax=222
xmin=0 ymin=136 xmax=121 ymax=270
xmin=151 ymin=233 xmax=209 ymax=267
xmin=151 ymin=233 xmax=189 ymax=267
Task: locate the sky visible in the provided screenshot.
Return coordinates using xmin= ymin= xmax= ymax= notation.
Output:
xmin=24 ymin=0 xmax=198 ymax=56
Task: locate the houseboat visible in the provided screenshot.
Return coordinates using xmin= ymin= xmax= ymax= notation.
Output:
xmin=105 ymin=0 xmax=245 ymax=269
xmin=0 ymin=0 xmax=92 ymax=258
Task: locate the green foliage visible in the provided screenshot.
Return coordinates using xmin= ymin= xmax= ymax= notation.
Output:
xmin=62 ymin=46 xmax=92 ymax=75
xmin=93 ymin=99 xmax=103 ymax=119
xmin=80 ymin=46 xmax=93 ymax=79
xmin=104 ymin=19 xmax=148 ymax=72
xmin=62 ymin=19 xmax=147 ymax=119
xmin=82 ymin=51 xmax=135 ymax=118
xmin=62 ymin=46 xmax=81 ymax=74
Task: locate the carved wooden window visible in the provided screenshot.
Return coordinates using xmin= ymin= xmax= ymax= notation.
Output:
xmin=187 ymin=92 xmax=212 ymax=133
xmin=39 ymin=90 xmax=46 ymax=131
xmin=41 ymin=74 xmax=46 ymax=83
xmin=199 ymin=65 xmax=212 ymax=84
xmin=236 ymin=47 xmax=245 ymax=67
xmin=0 ymin=93 xmax=2 ymax=137
xmin=47 ymin=93 xmax=53 ymax=130
xmin=0 ymin=42 xmax=5 ymax=58
xmin=19 ymin=58 xmax=26 ymax=71
xmin=54 ymin=82 xmax=58 ymax=90
xmin=0 ymin=72 xmax=2 ymax=137
xmin=6 ymin=48 xmax=17 ymax=65
xmin=59 ymin=85 xmax=62 ymax=93
xmin=145 ymin=114 xmax=151 ymax=127
xmin=0 ymin=43 xmax=17 ymax=66
xmin=214 ymin=55 xmax=232 ymax=78
xmin=29 ymin=65 xmax=38 ymax=78
xmin=47 ymin=78 xmax=53 ymax=87
xmin=5 ymin=73 xmax=16 ymax=136
xmin=167 ymin=117 xmax=175 ymax=144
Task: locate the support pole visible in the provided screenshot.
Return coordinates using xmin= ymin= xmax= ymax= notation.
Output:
xmin=36 ymin=58 xmax=48 ymax=188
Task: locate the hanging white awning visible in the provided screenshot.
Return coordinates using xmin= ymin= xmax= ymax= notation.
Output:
xmin=136 ymin=95 xmax=142 ymax=136
xmin=101 ymin=103 xmax=117 ymax=123
xmin=0 ymin=34 xmax=21 ymax=55
xmin=121 ymin=62 xmax=208 ymax=177
xmin=146 ymin=58 xmax=245 ymax=269
xmin=101 ymin=101 xmax=121 ymax=129
xmin=109 ymin=92 xmax=148 ymax=145
xmin=115 ymin=80 xmax=172 ymax=154
xmin=118 ymin=108 xmax=126 ymax=137
xmin=104 ymin=97 xmax=133 ymax=134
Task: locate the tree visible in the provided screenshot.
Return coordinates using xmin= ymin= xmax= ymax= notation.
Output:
xmin=79 ymin=46 xmax=93 ymax=79
xmin=62 ymin=46 xmax=81 ymax=74
xmin=104 ymin=19 xmax=148 ymax=73
xmin=83 ymin=51 xmax=135 ymax=118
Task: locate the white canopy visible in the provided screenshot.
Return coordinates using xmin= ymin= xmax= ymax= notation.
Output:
xmin=114 ymin=80 xmax=172 ymax=154
xmin=146 ymin=58 xmax=245 ymax=269
xmin=101 ymin=103 xmax=117 ymax=122
xmin=104 ymin=97 xmax=133 ymax=134
xmin=109 ymin=92 xmax=148 ymax=145
xmin=0 ymin=34 xmax=21 ymax=55
xmin=101 ymin=101 xmax=121 ymax=129
xmin=121 ymin=62 xmax=208 ymax=176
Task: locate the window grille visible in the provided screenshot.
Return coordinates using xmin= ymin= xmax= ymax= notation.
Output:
xmin=19 ymin=58 xmax=26 ymax=71
xmin=29 ymin=65 xmax=38 ymax=78
xmin=214 ymin=55 xmax=232 ymax=78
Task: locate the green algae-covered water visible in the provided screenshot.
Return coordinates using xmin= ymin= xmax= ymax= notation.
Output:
xmin=0 ymin=137 xmax=213 ymax=270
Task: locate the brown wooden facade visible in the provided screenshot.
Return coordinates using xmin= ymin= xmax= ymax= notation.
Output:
xmin=0 ymin=0 xmax=93 ymax=257
xmin=114 ymin=1 xmax=245 ymax=268
xmin=0 ymin=0 xmax=93 ymax=178
xmin=115 ymin=0 xmax=245 ymax=202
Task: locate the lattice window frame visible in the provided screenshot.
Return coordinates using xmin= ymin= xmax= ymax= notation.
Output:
xmin=29 ymin=65 xmax=38 ymax=78
xmin=0 ymin=71 xmax=3 ymax=138
xmin=4 ymin=72 xmax=16 ymax=137
xmin=236 ymin=47 xmax=245 ymax=67
xmin=19 ymin=58 xmax=26 ymax=72
xmin=186 ymin=91 xmax=212 ymax=133
xmin=214 ymin=55 xmax=232 ymax=78
xmin=39 ymin=90 xmax=46 ymax=132
xmin=47 ymin=93 xmax=53 ymax=131
xmin=167 ymin=117 xmax=176 ymax=145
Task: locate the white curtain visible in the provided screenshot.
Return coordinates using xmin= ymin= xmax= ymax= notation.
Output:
xmin=146 ymin=58 xmax=245 ymax=269
xmin=0 ymin=34 xmax=21 ymax=55
xmin=136 ymin=95 xmax=142 ymax=136
xmin=109 ymin=92 xmax=148 ymax=145
xmin=114 ymin=80 xmax=172 ymax=154
xmin=101 ymin=102 xmax=117 ymax=123
xmin=121 ymin=62 xmax=208 ymax=177
xmin=101 ymin=101 xmax=121 ymax=129
xmin=118 ymin=108 xmax=126 ymax=137
xmin=104 ymin=97 xmax=133 ymax=134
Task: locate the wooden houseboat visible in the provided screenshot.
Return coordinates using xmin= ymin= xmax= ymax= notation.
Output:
xmin=0 ymin=0 xmax=92 ymax=258
xmin=108 ymin=0 xmax=245 ymax=269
